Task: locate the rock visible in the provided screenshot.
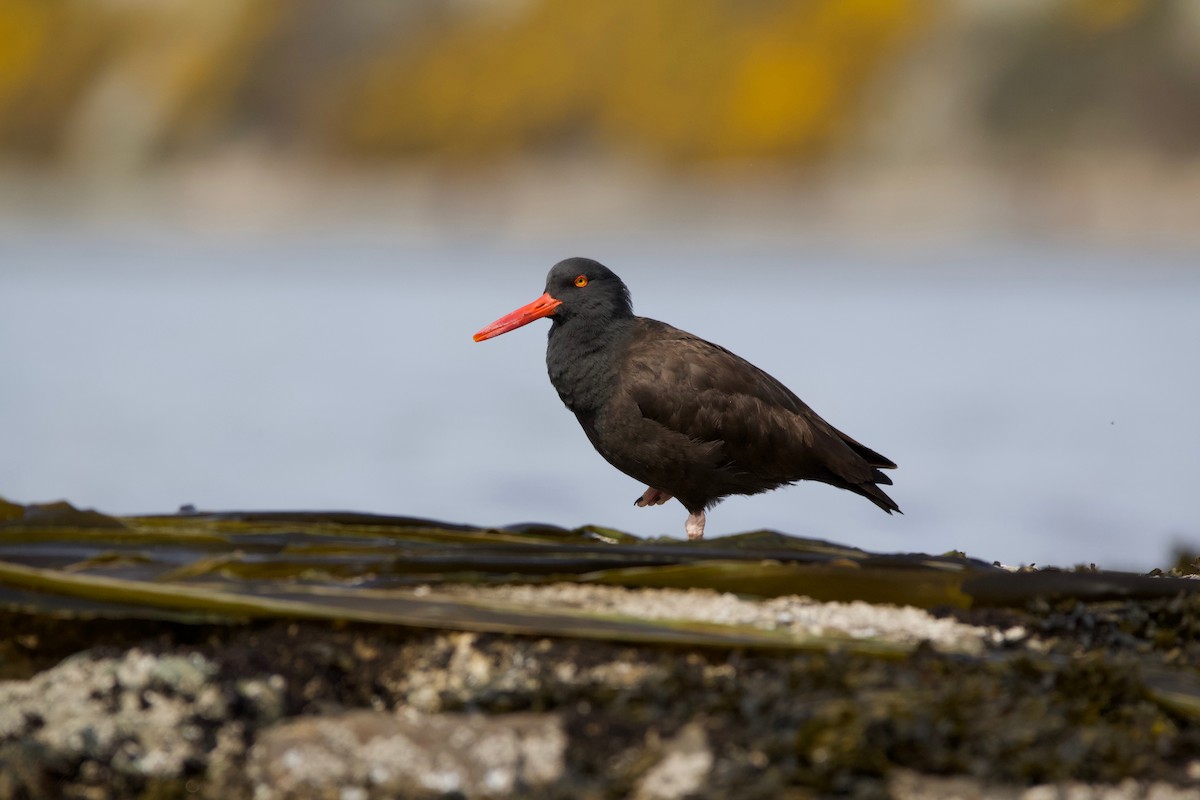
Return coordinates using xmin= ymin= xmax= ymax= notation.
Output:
xmin=0 ymin=646 xmax=227 ymax=796
xmin=0 ymin=647 xmax=217 ymax=775
xmin=246 ymin=709 xmax=567 ymax=799
xmin=633 ymin=722 xmax=713 ymax=800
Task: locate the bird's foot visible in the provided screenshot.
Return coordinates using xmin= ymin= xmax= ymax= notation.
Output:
xmin=634 ymin=487 xmax=673 ymax=507
xmin=685 ymin=510 xmax=706 ymax=540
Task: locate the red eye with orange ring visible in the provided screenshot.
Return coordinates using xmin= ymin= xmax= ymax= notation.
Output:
xmin=574 ymin=275 xmax=588 ymax=287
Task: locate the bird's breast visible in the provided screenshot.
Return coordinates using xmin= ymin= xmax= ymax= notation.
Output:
xmin=544 ymin=321 xmax=630 ymax=417
xmin=547 ymin=353 xmax=617 ymax=417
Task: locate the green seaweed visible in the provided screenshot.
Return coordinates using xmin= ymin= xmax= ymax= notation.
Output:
xmin=0 ymin=559 xmax=912 ymax=656
xmin=1 ymin=497 xmax=1198 ymax=653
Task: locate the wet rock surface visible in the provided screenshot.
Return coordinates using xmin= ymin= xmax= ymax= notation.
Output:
xmin=0 ymin=584 xmax=1198 ymax=799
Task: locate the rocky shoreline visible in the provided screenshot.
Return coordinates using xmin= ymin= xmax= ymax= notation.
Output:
xmin=2 ymin=582 xmax=1198 ymax=799
xmin=1 ymin=502 xmax=1198 ymax=798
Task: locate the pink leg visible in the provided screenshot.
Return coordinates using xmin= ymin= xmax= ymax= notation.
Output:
xmin=685 ymin=510 xmax=706 ymax=540
xmin=634 ymin=486 xmax=673 ymax=507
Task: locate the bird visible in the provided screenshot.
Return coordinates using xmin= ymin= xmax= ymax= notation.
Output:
xmin=473 ymin=257 xmax=899 ymax=540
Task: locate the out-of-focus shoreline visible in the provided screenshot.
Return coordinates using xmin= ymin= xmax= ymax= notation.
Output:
xmin=3 ymin=153 xmax=1199 ymax=251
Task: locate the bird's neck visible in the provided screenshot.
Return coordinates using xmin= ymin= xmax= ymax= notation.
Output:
xmin=545 ymin=315 xmax=634 ymax=417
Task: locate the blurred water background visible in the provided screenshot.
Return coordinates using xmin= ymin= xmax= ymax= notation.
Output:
xmin=2 ymin=0 xmax=1198 ymax=569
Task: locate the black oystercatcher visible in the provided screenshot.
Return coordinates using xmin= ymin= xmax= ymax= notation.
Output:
xmin=473 ymin=258 xmax=899 ymax=539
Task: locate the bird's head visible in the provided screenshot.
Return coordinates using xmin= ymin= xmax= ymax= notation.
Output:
xmin=473 ymin=257 xmax=633 ymax=342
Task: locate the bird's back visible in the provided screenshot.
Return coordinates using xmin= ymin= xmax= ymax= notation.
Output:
xmin=608 ymin=318 xmax=898 ymax=512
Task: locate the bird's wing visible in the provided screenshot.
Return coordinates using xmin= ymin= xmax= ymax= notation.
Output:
xmin=618 ymin=318 xmax=885 ymax=484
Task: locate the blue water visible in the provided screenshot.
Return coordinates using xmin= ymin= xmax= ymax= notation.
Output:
xmin=2 ymin=226 xmax=1197 ymax=570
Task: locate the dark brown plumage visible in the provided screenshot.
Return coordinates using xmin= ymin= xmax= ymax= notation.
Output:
xmin=474 ymin=257 xmax=899 ymax=539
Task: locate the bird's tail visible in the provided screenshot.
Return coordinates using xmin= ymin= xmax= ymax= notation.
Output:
xmin=843 ymin=437 xmax=897 ymax=471
xmin=854 ymin=481 xmax=902 ymax=515
xmin=834 ymin=431 xmax=901 ymax=513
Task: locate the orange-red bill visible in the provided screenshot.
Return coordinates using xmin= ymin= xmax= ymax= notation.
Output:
xmin=473 ymin=292 xmax=563 ymax=342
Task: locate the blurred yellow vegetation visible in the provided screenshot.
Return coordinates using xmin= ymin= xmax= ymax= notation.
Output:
xmin=0 ymin=0 xmax=49 ymax=111
xmin=344 ymin=0 xmax=929 ymax=162
xmin=0 ymin=0 xmax=1193 ymax=170
xmin=723 ymin=0 xmax=925 ymax=159
xmin=1065 ymin=0 xmax=1148 ymax=34
xmin=0 ymin=0 xmax=929 ymax=166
